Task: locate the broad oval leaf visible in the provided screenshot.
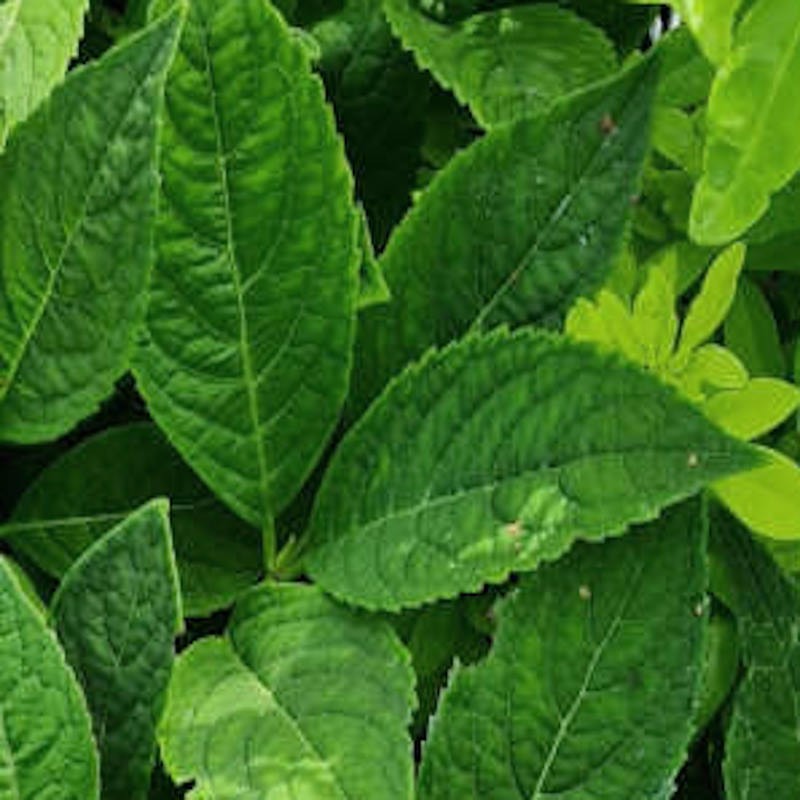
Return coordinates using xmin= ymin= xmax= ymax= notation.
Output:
xmin=710 ymin=508 xmax=800 ymax=799
xmin=690 ymin=0 xmax=800 ymax=244
xmin=0 ymin=8 xmax=182 ymax=443
xmin=384 ymin=1 xmax=617 ymax=127
xmin=2 ymin=423 xmax=260 ymax=616
xmin=0 ymin=557 xmax=98 ymax=798
xmin=52 ymin=499 xmax=182 ymax=800
xmin=349 ymin=57 xmax=659 ymax=415
xmin=418 ymin=501 xmax=708 ymax=799
xmin=158 ymin=582 xmax=415 ymax=799
xmin=0 ymin=0 xmax=88 ymax=144
xmin=306 ymin=328 xmax=757 ymax=611
xmin=133 ymin=0 xmax=359 ymax=527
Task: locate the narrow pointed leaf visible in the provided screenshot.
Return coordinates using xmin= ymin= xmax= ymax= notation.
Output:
xmin=350 ymin=58 xmax=659 ymax=414
xmin=306 ymin=329 xmax=757 ymax=611
xmin=52 ymin=499 xmax=182 ymax=800
xmin=0 ymin=558 xmax=98 ymax=798
xmin=710 ymin=509 xmax=800 ymax=799
xmin=384 ymin=1 xmax=617 ymax=127
xmin=158 ymin=583 xmax=415 ymax=799
xmin=2 ymin=423 xmax=260 ymax=616
xmin=0 ymin=8 xmax=182 ymax=443
xmin=0 ymin=0 xmax=89 ymax=144
xmin=418 ymin=502 xmax=708 ymax=800
xmin=133 ymin=0 xmax=359 ymax=526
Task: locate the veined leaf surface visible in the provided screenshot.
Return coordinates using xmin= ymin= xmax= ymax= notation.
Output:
xmin=690 ymin=0 xmax=800 ymax=244
xmin=0 ymin=557 xmax=98 ymax=798
xmin=711 ymin=508 xmax=800 ymax=799
xmin=159 ymin=583 xmax=415 ymax=799
xmin=0 ymin=0 xmax=89 ymax=144
xmin=383 ymin=1 xmax=617 ymax=127
xmin=52 ymin=500 xmax=182 ymax=800
xmin=349 ymin=57 xmax=658 ymax=415
xmin=2 ymin=423 xmax=260 ymax=617
xmin=133 ymin=0 xmax=359 ymax=527
xmin=418 ymin=502 xmax=707 ymax=799
xmin=306 ymin=329 xmax=757 ymax=611
xmin=0 ymin=8 xmax=182 ymax=443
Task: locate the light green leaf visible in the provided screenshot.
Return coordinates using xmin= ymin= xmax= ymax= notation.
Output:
xmin=0 ymin=0 xmax=89 ymax=145
xmin=632 ymin=264 xmax=679 ymax=367
xmin=306 ymin=328 xmax=757 ymax=611
xmin=654 ymin=25 xmax=714 ymax=109
xmin=0 ymin=558 xmax=99 ymax=798
xmin=703 ymin=378 xmax=800 ymax=440
xmin=675 ymin=343 xmax=749 ymax=399
xmin=690 ymin=0 xmax=800 ymax=244
xmin=0 ymin=8 xmax=183 ymax=444
xmin=133 ymin=0 xmax=359 ymax=527
xmin=350 ymin=57 xmax=659 ymax=415
xmin=724 ymin=276 xmax=786 ymax=377
xmin=674 ymin=0 xmax=742 ymax=65
xmin=2 ymin=423 xmax=260 ymax=616
xmin=159 ymin=583 xmax=415 ymax=799
xmin=713 ymin=446 xmax=800 ymax=539
xmin=710 ymin=509 xmax=800 ymax=799
xmin=356 ymin=207 xmax=391 ymax=311
xmin=418 ymin=501 xmax=708 ymax=800
xmin=677 ymin=243 xmax=746 ymax=358
xmin=384 ymin=1 xmax=617 ymax=127
xmin=652 ymin=105 xmax=704 ymax=176
xmin=52 ymin=500 xmax=182 ymax=800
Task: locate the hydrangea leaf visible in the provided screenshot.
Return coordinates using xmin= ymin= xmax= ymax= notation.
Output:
xmin=0 ymin=0 xmax=89 ymax=145
xmin=1 ymin=423 xmax=260 ymax=617
xmin=350 ymin=57 xmax=659 ymax=414
xmin=52 ymin=499 xmax=182 ymax=800
xmin=0 ymin=7 xmax=183 ymax=444
xmin=690 ymin=0 xmax=800 ymax=244
xmin=133 ymin=0 xmax=360 ymax=527
xmin=158 ymin=583 xmax=415 ymax=799
xmin=306 ymin=328 xmax=757 ymax=611
xmin=418 ymin=501 xmax=708 ymax=800
xmin=0 ymin=557 xmax=99 ymax=798
xmin=710 ymin=508 xmax=800 ymax=798
xmin=383 ymin=1 xmax=617 ymax=127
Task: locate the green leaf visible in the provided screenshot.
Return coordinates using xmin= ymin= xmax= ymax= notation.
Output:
xmin=133 ymin=0 xmax=359 ymax=527
xmin=306 ymin=328 xmax=757 ymax=611
xmin=350 ymin=57 xmax=659 ymax=415
xmin=651 ymin=105 xmax=704 ymax=176
xmin=710 ymin=509 xmax=800 ymax=799
xmin=654 ymin=25 xmax=714 ymax=109
xmin=2 ymin=423 xmax=260 ymax=617
xmin=690 ymin=0 xmax=800 ymax=244
xmin=0 ymin=0 xmax=89 ymax=144
xmin=0 ymin=557 xmax=99 ymax=798
xmin=0 ymin=7 xmax=182 ymax=444
xmin=384 ymin=1 xmax=617 ymax=127
xmin=52 ymin=499 xmax=182 ymax=800
xmin=724 ymin=276 xmax=786 ymax=377
xmin=356 ymin=206 xmax=391 ymax=310
xmin=675 ymin=343 xmax=749 ymax=400
xmin=703 ymin=378 xmax=800 ymax=440
xmin=631 ymin=263 xmax=679 ymax=367
xmin=713 ymin=446 xmax=800 ymax=539
xmin=674 ymin=0 xmax=742 ymax=65
xmin=677 ymin=243 xmax=746 ymax=358
xmin=158 ymin=583 xmax=415 ymax=799
xmin=417 ymin=501 xmax=708 ymax=799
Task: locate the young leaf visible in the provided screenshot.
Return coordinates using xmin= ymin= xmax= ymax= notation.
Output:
xmin=674 ymin=0 xmax=741 ymax=65
xmin=2 ymin=423 xmax=260 ymax=616
xmin=690 ymin=0 xmax=800 ymax=244
xmin=306 ymin=329 xmax=757 ymax=611
xmin=0 ymin=558 xmax=99 ymax=798
xmin=133 ymin=0 xmax=359 ymax=527
xmin=0 ymin=7 xmax=182 ymax=443
xmin=384 ymin=1 xmax=617 ymax=127
xmin=418 ymin=501 xmax=708 ymax=800
xmin=350 ymin=57 xmax=659 ymax=414
xmin=356 ymin=207 xmax=391 ymax=311
xmin=0 ymin=0 xmax=89 ymax=145
xmin=52 ymin=499 xmax=182 ymax=800
xmin=713 ymin=446 xmax=800 ymax=539
xmin=710 ymin=510 xmax=800 ymax=799
xmin=158 ymin=583 xmax=415 ymax=799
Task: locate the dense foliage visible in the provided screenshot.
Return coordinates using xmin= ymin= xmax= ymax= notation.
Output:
xmin=0 ymin=0 xmax=799 ymax=797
